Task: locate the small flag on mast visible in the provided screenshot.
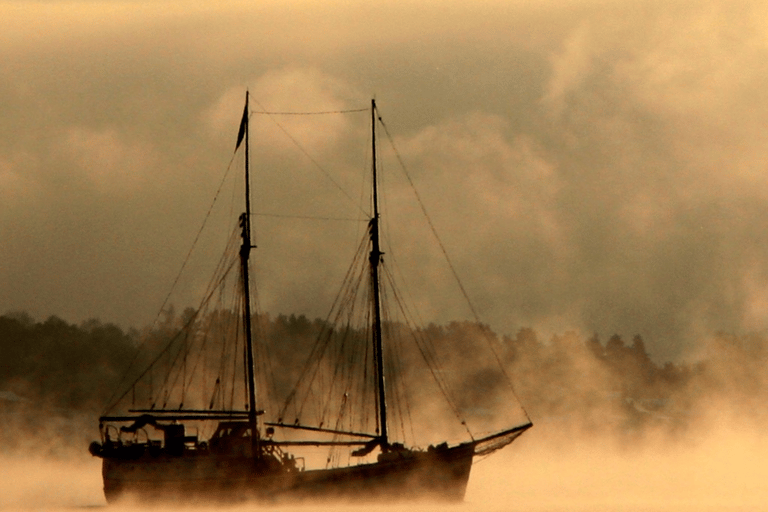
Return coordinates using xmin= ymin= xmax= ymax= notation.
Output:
xmin=235 ymin=100 xmax=248 ymax=150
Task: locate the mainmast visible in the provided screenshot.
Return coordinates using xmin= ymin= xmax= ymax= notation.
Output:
xmin=369 ymin=99 xmax=388 ymax=449
xmin=238 ymin=91 xmax=260 ymax=459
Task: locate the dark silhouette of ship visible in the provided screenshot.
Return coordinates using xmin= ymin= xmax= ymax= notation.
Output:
xmin=89 ymin=95 xmax=532 ymax=504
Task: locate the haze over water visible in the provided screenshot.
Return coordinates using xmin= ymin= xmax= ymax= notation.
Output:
xmin=2 ymin=417 xmax=764 ymax=512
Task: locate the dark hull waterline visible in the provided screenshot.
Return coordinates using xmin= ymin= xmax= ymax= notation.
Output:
xmin=102 ymin=442 xmax=475 ymax=504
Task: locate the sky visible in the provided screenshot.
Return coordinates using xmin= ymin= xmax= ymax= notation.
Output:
xmin=2 ymin=0 xmax=768 ymax=362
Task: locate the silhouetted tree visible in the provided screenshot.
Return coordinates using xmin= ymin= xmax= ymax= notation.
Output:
xmin=5 ymin=309 xmax=768 ymax=451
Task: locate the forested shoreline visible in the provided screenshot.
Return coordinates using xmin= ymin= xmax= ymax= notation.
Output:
xmin=1 ymin=310 xmax=766 ymax=456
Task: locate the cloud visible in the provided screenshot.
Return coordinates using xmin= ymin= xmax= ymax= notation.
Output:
xmin=5 ymin=0 xmax=768 ymax=362
xmin=364 ymin=112 xmax=570 ymax=333
xmin=542 ymin=22 xmax=594 ymax=117
xmin=205 ymin=68 xmax=362 ymax=155
xmin=58 ymin=127 xmax=159 ymax=195
xmin=482 ymin=2 xmax=768 ymax=354
xmin=0 ymin=153 xmax=39 ymax=208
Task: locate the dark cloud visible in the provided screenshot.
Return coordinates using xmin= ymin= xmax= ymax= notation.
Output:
xmin=3 ymin=0 xmax=768 ymax=362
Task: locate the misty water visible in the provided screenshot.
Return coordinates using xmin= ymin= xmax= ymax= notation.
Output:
xmin=2 ymin=422 xmax=764 ymax=512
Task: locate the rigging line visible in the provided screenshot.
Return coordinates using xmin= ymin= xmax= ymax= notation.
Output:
xmin=230 ymin=294 xmax=244 ymax=412
xmin=220 ymin=309 xmax=241 ymax=411
xmin=171 ymin=244 xmax=239 ymax=399
xmin=152 ymin=151 xmax=240 ymax=342
xmin=107 ymin=255 xmax=240 ymax=413
xmin=252 ymin=212 xmax=366 ymax=222
xmin=251 ymin=108 xmax=368 ymax=115
xmin=320 ymin=265 xmax=368 ymax=428
xmin=212 ymin=310 xmax=230 ymax=409
xmin=382 ymin=264 xmax=471 ymax=437
xmin=250 ymin=286 xmax=280 ymax=413
xmin=320 ymin=325 xmax=352 ymax=424
xmin=159 ymin=269 xmax=249 ymax=410
xmin=377 ymin=115 xmax=531 ymax=423
xmin=207 ymin=252 xmax=241 ymax=410
xmin=379 ymin=297 xmax=409 ymax=444
xmin=181 ymin=324 xmax=212 ymax=407
xmin=249 ymin=97 xmax=367 ymax=216
xmin=163 ymin=329 xmax=193 ymax=409
xmin=339 ymin=320 xmax=361 ymax=437
xmin=102 ymin=151 xmax=240 ymax=415
xmin=385 ymin=305 xmax=415 ymax=445
xmin=277 ymin=233 xmax=369 ymax=421
xmin=296 ymin=260 xmax=366 ymax=424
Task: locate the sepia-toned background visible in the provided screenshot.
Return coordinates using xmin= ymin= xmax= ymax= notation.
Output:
xmin=2 ymin=1 xmax=768 ymax=509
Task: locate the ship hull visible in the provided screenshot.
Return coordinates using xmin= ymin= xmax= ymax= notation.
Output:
xmin=102 ymin=443 xmax=475 ymax=504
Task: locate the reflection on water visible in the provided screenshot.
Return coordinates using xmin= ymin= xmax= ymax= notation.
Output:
xmin=2 ymin=426 xmax=765 ymax=512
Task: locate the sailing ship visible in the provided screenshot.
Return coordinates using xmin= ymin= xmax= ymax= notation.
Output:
xmin=88 ymin=94 xmax=532 ymax=504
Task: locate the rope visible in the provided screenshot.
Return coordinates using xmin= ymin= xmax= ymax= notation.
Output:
xmin=377 ymin=113 xmax=532 ymax=424
xmin=252 ymin=212 xmax=365 ymax=222
xmin=251 ymin=108 xmax=368 ymax=115
xmin=249 ymin=98 xmax=367 ymax=216
xmin=106 ymin=230 xmax=240 ymax=414
xmin=102 ymin=151 xmax=239 ymax=415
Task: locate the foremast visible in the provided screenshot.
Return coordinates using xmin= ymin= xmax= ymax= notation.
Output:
xmin=238 ymin=91 xmax=261 ymax=460
xmin=369 ymin=99 xmax=389 ymax=450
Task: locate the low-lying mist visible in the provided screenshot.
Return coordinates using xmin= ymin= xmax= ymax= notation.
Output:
xmin=1 ymin=311 xmax=767 ymax=510
xmin=2 ymin=424 xmax=764 ymax=511
xmin=467 ymin=420 xmax=768 ymax=512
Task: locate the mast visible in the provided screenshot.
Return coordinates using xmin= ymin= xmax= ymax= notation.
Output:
xmin=369 ymin=99 xmax=388 ymax=448
xmin=238 ymin=91 xmax=260 ymax=459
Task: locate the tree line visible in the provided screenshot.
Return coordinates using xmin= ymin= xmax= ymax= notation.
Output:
xmin=1 ymin=310 xmax=766 ymax=454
